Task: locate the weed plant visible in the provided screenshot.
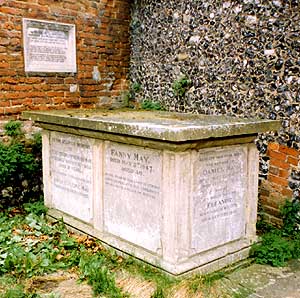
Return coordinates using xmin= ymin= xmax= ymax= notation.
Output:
xmin=5 ymin=199 xmax=298 ymax=297
xmin=0 ymin=121 xmax=42 ymax=209
xmin=79 ymin=253 xmax=126 ymax=298
xmin=122 ymin=81 xmax=142 ymax=108
xmin=0 ymin=202 xmax=178 ymax=297
xmin=172 ymin=76 xmax=191 ymax=98
xmin=3 ymin=121 xmax=23 ymax=139
xmin=0 ymin=202 xmax=129 ymax=298
xmin=140 ymin=100 xmax=165 ymax=111
xmin=251 ymin=200 xmax=300 ymax=267
xmin=151 ymin=286 xmax=164 ymax=298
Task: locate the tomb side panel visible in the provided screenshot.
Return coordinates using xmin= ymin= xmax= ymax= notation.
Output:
xmin=103 ymin=141 xmax=162 ymax=253
xmin=49 ymin=132 xmax=94 ymax=223
xmin=191 ymin=145 xmax=248 ymax=253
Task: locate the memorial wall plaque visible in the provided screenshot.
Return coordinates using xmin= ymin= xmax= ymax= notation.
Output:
xmin=50 ymin=132 xmax=93 ymax=223
xmin=192 ymin=146 xmax=247 ymax=253
xmin=104 ymin=142 xmax=162 ymax=253
xmin=22 ymin=18 xmax=76 ymax=73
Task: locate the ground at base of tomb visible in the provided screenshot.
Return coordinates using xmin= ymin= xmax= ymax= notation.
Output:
xmin=1 ymin=260 xmax=300 ymax=298
xmin=1 ymin=205 xmax=299 ymax=298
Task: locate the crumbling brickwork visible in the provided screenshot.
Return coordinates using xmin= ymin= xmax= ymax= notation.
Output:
xmin=260 ymin=143 xmax=300 ymax=224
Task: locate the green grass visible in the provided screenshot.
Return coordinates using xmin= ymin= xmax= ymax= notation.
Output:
xmin=123 ymin=257 xmax=176 ymax=288
xmin=188 ymin=271 xmax=225 ymax=293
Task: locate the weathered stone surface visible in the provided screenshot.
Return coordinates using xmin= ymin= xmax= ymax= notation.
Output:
xmin=38 ymin=122 xmax=258 ymax=152
xmin=30 ymin=109 xmax=270 ymax=275
xmin=191 ymin=146 xmax=247 ymax=252
xmin=47 ymin=132 xmax=94 ymax=223
xmin=103 ymin=141 xmax=162 ymax=253
xmin=23 ymin=109 xmax=280 ymax=142
xmin=220 ymin=260 xmax=300 ymax=298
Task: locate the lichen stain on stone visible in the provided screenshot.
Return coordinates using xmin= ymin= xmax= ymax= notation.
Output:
xmin=23 ymin=108 xmax=280 ymax=143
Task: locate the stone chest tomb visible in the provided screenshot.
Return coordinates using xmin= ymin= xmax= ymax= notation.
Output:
xmin=24 ymin=110 xmax=280 ymax=275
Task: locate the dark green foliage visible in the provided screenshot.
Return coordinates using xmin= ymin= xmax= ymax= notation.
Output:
xmin=0 ymin=122 xmax=42 ymax=209
xmin=141 ymin=100 xmax=165 ymax=111
xmin=250 ymin=232 xmax=294 ymax=267
xmin=291 ymin=237 xmax=300 ymax=258
xmin=251 ymin=200 xmax=300 ymax=266
xmin=23 ymin=201 xmax=47 ymax=216
xmin=172 ymin=76 xmax=192 ymax=97
xmin=0 ymin=204 xmax=80 ymax=278
xmin=256 ymin=210 xmax=275 ymax=235
xmin=131 ymin=82 xmax=142 ymax=93
xmin=30 ymin=133 xmax=42 ymax=156
xmin=281 ymin=200 xmax=300 ymax=237
xmin=4 ymin=121 xmax=23 ymax=138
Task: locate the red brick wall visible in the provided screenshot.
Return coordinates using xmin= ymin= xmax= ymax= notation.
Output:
xmin=260 ymin=143 xmax=300 ymax=225
xmin=0 ymin=0 xmax=131 ymax=118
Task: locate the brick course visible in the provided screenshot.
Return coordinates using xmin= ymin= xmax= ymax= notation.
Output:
xmin=260 ymin=143 xmax=300 ymax=225
xmin=0 ymin=0 xmax=131 ymax=118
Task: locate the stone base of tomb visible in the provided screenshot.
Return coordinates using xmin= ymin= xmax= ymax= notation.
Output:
xmin=47 ymin=208 xmax=253 ymax=276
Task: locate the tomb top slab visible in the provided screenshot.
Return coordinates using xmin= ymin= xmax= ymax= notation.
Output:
xmin=23 ymin=109 xmax=280 ymax=142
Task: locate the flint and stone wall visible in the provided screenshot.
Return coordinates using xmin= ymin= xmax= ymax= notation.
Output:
xmin=129 ymin=0 xmax=300 ymax=224
xmin=0 ymin=0 xmax=299 ymax=223
xmin=0 ymin=0 xmax=130 ymax=117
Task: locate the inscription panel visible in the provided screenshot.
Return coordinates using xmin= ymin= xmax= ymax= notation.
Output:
xmin=192 ymin=146 xmax=247 ymax=253
xmin=104 ymin=142 xmax=162 ymax=253
xmin=23 ymin=18 xmax=76 ymax=72
xmin=50 ymin=132 xmax=93 ymax=223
